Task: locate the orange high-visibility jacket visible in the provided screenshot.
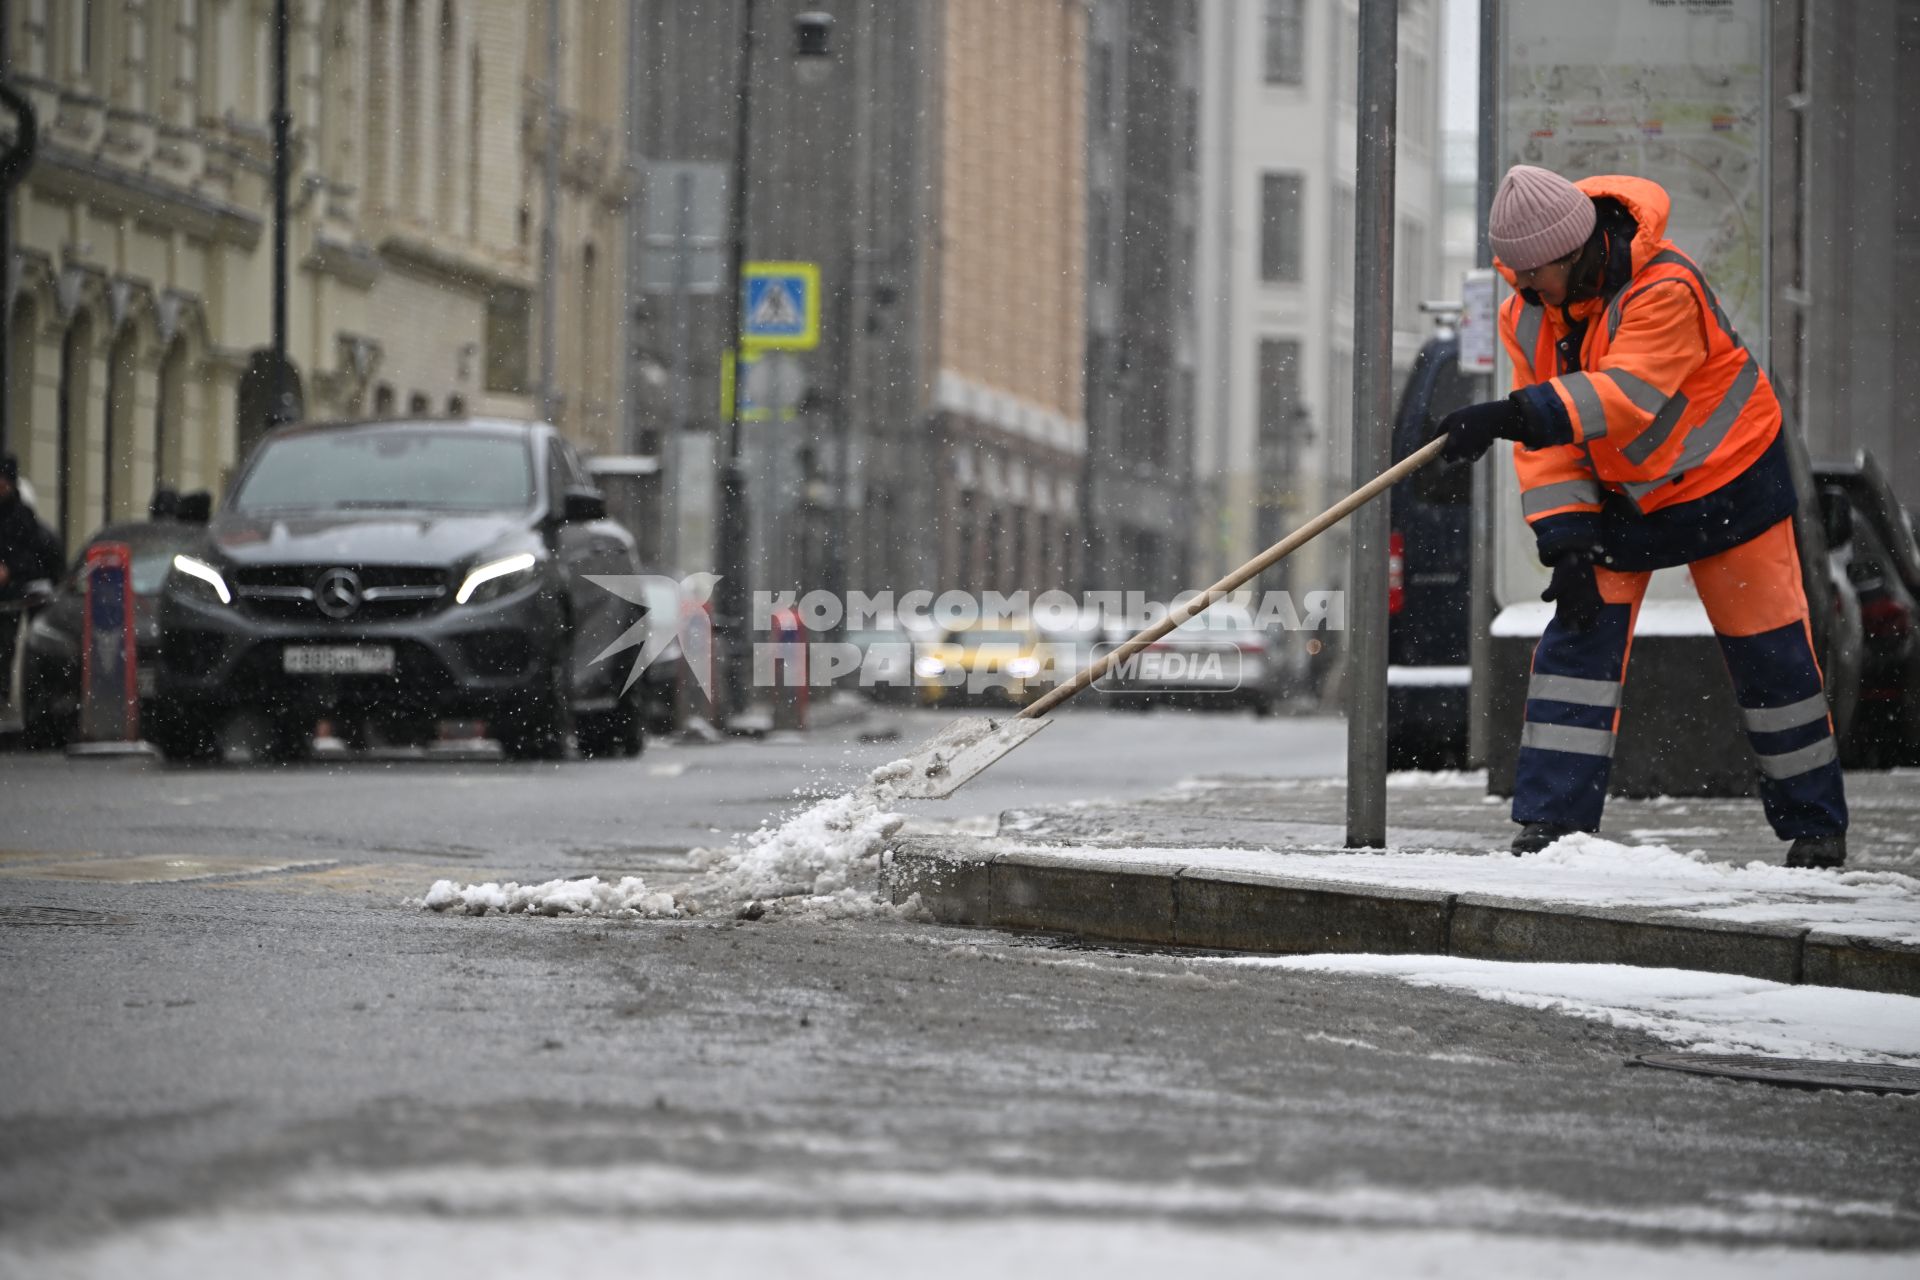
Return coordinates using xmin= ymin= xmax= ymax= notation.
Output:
xmin=1497 ymin=175 xmax=1789 ymax=568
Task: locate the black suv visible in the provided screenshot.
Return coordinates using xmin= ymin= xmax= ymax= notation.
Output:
xmin=150 ymin=419 xmax=647 ymax=761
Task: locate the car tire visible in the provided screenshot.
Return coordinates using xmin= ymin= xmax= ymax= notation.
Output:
xmin=576 ymin=690 xmax=644 ymax=759
xmin=20 ymin=670 xmax=75 ymax=751
xmin=498 ymin=649 xmax=572 ymax=762
xmin=149 ymin=704 xmax=221 ymax=763
xmin=262 ymin=716 xmax=314 ymax=764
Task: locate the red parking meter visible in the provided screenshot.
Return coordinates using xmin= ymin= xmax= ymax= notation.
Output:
xmin=78 ymin=542 xmax=140 ymax=744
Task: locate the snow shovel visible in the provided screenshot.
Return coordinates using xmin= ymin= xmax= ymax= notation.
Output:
xmin=883 ymin=436 xmax=1449 ymax=799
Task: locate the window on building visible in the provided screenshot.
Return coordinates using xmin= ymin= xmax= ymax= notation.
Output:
xmin=400 ymin=0 xmax=422 ymax=213
xmin=1091 ymin=42 xmax=1112 ymax=135
xmin=366 ymin=0 xmax=390 ymax=210
xmin=1257 ymin=339 xmax=1303 ymax=487
xmin=156 ymin=338 xmax=188 ymax=489
xmin=1397 ymin=215 xmax=1426 ymax=315
xmin=1264 ymin=0 xmax=1304 ymax=86
xmin=408 ymin=391 xmax=432 ymax=417
xmin=58 ymin=314 xmax=98 ymax=552
xmin=1090 ymin=190 xmax=1112 ymax=286
xmin=468 ymin=49 xmax=483 ymax=238
xmin=1184 ymin=87 xmax=1200 ymax=172
xmin=1337 ymin=7 xmax=1356 ymax=107
xmin=437 ymin=0 xmax=458 ymax=225
xmin=484 ymin=287 xmax=532 ymax=395
xmin=1400 ymin=51 xmax=1431 ymax=150
xmin=373 ymin=383 xmax=396 ymax=415
xmin=1260 ymin=173 xmax=1303 ymax=284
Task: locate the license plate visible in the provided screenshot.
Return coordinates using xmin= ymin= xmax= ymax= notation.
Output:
xmin=282 ymin=645 xmax=396 ymax=676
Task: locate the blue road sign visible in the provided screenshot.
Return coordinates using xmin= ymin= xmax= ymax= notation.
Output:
xmin=741 ymin=261 xmax=820 ymax=350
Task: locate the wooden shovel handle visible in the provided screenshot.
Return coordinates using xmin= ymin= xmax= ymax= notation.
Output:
xmin=1021 ymin=435 xmax=1448 ymax=721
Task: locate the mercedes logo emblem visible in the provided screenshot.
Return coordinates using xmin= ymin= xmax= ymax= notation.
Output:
xmin=314 ymin=568 xmax=363 ymax=619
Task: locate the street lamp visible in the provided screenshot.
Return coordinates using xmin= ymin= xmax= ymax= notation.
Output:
xmin=714 ymin=7 xmax=835 ymax=725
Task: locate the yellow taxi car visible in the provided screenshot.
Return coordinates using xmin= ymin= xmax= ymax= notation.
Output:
xmin=913 ymin=619 xmax=1056 ymax=707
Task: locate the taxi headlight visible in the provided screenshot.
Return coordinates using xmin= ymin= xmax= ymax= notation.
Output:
xmin=913 ymin=655 xmax=947 ymax=679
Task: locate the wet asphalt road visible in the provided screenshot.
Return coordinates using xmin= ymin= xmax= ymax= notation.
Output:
xmin=1 ymin=707 xmax=1917 ymax=1272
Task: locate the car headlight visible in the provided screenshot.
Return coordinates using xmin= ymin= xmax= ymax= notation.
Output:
xmin=170 ymin=554 xmax=232 ymax=605
xmin=1006 ymin=656 xmax=1041 ymax=679
xmin=913 ymin=655 xmax=947 ymax=679
xmin=456 ymin=553 xmax=540 ymax=605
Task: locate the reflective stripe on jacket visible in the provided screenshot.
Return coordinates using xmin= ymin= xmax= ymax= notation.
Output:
xmin=1497 ymin=175 xmax=1784 ymax=560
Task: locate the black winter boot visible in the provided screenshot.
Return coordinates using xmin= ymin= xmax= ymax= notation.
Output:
xmin=1785 ymin=833 xmax=1847 ymax=869
xmin=1510 ymin=823 xmax=1578 ymax=855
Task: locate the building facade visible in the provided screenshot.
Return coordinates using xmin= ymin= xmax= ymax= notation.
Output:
xmin=1191 ymin=0 xmax=1447 ymax=599
xmin=1082 ymin=0 xmax=1199 ymax=596
xmin=629 ymin=0 xmax=1088 ymax=599
xmin=3 ymin=0 xmax=631 ymax=554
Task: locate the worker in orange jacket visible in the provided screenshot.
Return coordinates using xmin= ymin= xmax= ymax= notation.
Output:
xmin=1436 ymin=165 xmax=1848 ymax=867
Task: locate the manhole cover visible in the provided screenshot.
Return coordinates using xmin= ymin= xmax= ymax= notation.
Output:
xmin=1632 ymin=1052 xmax=1920 ymax=1094
xmin=0 ymin=905 xmax=115 ymax=926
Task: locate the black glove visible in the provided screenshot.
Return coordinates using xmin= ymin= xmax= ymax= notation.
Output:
xmin=1541 ymin=551 xmax=1604 ymax=633
xmin=1436 ymin=397 xmax=1527 ymax=464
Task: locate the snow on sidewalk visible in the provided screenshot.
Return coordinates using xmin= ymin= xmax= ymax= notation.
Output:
xmin=990 ymin=832 xmax=1920 ymax=944
xmin=1212 ymin=953 xmax=1920 ymax=1065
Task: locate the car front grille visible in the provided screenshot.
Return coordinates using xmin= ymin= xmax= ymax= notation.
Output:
xmin=231 ymin=564 xmax=450 ymax=622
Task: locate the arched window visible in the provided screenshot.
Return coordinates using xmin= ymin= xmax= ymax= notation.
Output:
xmin=373 ymin=384 xmax=396 ymax=415
xmin=7 ymin=296 xmax=34 ymax=466
xmin=103 ymin=326 xmax=139 ymax=523
xmin=155 ymin=338 xmax=189 ymax=490
xmin=58 ymin=314 xmax=97 ymax=551
xmin=579 ymin=242 xmax=598 ymax=423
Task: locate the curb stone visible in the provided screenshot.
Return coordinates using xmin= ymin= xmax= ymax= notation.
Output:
xmin=879 ymin=836 xmax=1920 ymax=996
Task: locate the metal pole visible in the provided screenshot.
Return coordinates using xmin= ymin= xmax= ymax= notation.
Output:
xmin=624 ymin=0 xmax=644 ymax=456
xmin=667 ymin=169 xmax=694 ymax=570
xmin=713 ymin=0 xmax=758 ymax=725
xmin=269 ymin=0 xmax=293 ymax=424
xmin=538 ymin=0 xmax=561 ymax=422
xmin=1466 ymin=0 xmax=1499 ymax=768
xmin=1344 ymin=0 xmax=1398 ymax=850
xmin=0 ymin=0 xmax=19 ymax=456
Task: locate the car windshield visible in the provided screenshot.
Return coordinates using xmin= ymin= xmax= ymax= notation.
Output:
xmin=230 ymin=428 xmax=534 ymax=513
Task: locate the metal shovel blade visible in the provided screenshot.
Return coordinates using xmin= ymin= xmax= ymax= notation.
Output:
xmin=879 ymin=715 xmax=1052 ymax=799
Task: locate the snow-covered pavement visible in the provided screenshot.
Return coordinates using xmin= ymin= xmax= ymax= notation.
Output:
xmin=1214 ymin=953 xmax=1920 ymax=1064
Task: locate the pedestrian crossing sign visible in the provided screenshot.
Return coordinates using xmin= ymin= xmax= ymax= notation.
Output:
xmin=742 ymin=261 xmax=820 ymax=351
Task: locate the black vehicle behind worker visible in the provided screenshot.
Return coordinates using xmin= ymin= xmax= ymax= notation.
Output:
xmin=1386 ymin=332 xmax=1477 ymax=770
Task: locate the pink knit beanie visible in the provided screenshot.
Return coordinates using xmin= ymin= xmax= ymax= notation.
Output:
xmin=1489 ymin=165 xmax=1596 ymax=270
